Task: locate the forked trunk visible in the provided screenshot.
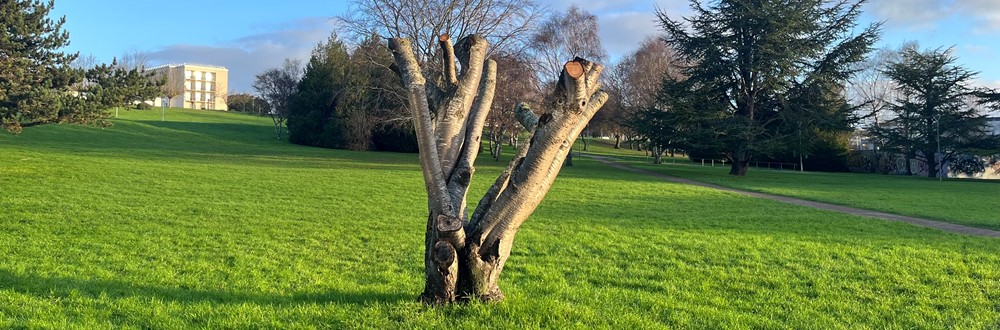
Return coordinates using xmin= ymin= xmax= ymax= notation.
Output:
xmin=389 ymin=36 xmax=608 ymax=305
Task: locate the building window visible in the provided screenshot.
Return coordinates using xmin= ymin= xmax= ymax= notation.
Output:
xmin=195 ymin=82 xmax=202 ymax=90
xmin=185 ymin=70 xmax=192 ymax=79
xmin=206 ymin=72 xmax=214 ymax=82
xmin=185 ymin=81 xmax=191 ymax=90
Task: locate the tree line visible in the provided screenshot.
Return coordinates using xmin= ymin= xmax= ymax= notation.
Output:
xmin=5 ymin=0 xmax=998 ymax=178
xmin=603 ymin=0 xmax=999 ymax=177
xmin=250 ymin=1 xmax=608 ymax=157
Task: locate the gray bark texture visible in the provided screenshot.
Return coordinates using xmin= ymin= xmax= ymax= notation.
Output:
xmin=388 ymin=36 xmax=607 ymax=305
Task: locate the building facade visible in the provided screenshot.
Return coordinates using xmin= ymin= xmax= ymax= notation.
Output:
xmin=150 ymin=64 xmax=229 ymax=110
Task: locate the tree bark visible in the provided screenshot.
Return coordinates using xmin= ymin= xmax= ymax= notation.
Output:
xmin=729 ymin=151 xmax=750 ymax=176
xmin=389 ymin=37 xmax=607 ymax=305
xmin=926 ymin=151 xmax=939 ymax=178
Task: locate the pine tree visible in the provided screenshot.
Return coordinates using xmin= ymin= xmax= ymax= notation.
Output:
xmin=656 ymin=0 xmax=881 ymax=175
xmin=1 ymin=0 xmax=106 ymax=133
xmin=287 ymin=34 xmax=354 ymax=148
xmin=875 ymin=47 xmax=1000 ymax=178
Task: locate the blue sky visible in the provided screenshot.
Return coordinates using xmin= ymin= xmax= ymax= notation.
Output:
xmin=53 ymin=0 xmax=1000 ymax=92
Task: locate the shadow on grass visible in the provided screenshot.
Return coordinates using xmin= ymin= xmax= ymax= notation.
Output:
xmin=0 ymin=269 xmax=411 ymax=306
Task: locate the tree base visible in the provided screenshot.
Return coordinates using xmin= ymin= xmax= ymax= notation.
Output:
xmin=420 ymin=288 xmax=505 ymax=305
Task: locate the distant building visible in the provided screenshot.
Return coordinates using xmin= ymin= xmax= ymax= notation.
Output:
xmin=149 ymin=64 xmax=229 ymax=110
xmin=849 ymin=129 xmax=877 ymax=151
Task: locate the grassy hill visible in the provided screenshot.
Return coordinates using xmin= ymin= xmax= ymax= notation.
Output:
xmin=1 ymin=108 xmax=998 ymax=328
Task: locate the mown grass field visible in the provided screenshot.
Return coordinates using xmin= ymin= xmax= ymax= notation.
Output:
xmin=1 ymin=108 xmax=998 ymax=328
xmin=580 ymin=139 xmax=1000 ymax=231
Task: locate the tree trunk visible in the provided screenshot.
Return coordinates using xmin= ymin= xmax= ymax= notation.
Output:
xmin=653 ymin=146 xmax=663 ymax=164
xmin=614 ymin=135 xmax=621 ymax=149
xmin=389 ymin=37 xmax=607 ymax=305
xmin=729 ymin=151 xmax=750 ymax=176
xmin=564 ymin=150 xmax=574 ymax=167
xmin=926 ymin=151 xmax=938 ymax=178
xmin=582 ymin=136 xmax=589 ymax=151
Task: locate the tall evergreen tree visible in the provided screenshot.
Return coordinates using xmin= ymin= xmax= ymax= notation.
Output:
xmin=656 ymin=0 xmax=881 ymax=175
xmin=1 ymin=0 xmax=106 ymax=133
xmin=287 ymin=34 xmax=357 ymax=149
xmin=875 ymin=47 xmax=1000 ymax=178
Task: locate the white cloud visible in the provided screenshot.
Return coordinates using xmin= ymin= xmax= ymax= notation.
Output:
xmin=957 ymin=0 xmax=1000 ymax=32
xmin=870 ymin=0 xmax=1000 ymax=32
xmin=147 ymin=17 xmax=336 ymax=92
xmin=598 ymin=11 xmax=662 ymax=59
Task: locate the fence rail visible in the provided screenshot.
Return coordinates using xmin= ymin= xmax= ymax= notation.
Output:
xmin=580 ymin=151 xmax=801 ymax=171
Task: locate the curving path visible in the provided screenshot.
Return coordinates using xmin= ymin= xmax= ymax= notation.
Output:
xmin=587 ymin=155 xmax=1000 ymax=238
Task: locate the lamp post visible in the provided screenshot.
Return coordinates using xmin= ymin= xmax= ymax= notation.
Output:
xmin=934 ymin=113 xmax=941 ymax=181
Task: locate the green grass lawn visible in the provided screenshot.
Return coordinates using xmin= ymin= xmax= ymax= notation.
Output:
xmin=578 ymin=138 xmax=1000 ymax=231
xmin=1 ymin=108 xmax=998 ymax=328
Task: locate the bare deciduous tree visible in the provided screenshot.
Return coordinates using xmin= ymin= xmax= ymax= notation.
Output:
xmin=488 ymin=52 xmax=541 ymax=160
xmin=119 ymin=49 xmax=150 ymax=72
xmin=157 ymin=71 xmax=185 ymax=108
xmin=253 ymin=59 xmax=301 ymax=140
xmin=606 ymin=36 xmax=683 ymax=155
xmin=71 ymin=53 xmax=98 ymax=70
xmin=529 ymin=5 xmax=607 ymax=80
xmin=388 ymin=34 xmax=607 ymax=304
xmin=342 ymin=0 xmax=544 ymax=63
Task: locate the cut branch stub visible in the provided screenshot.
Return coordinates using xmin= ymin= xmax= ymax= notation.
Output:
xmin=439 ymin=34 xmax=458 ymax=86
xmin=564 ymin=61 xmax=585 ymax=79
xmin=562 ymin=58 xmax=600 ymax=110
xmin=436 ymin=214 xmax=463 ymax=232
xmin=514 ymin=103 xmax=538 ymax=131
xmin=433 ymin=240 xmax=457 ymax=267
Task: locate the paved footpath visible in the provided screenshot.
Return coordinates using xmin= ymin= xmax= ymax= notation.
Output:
xmin=587 ymin=155 xmax=1000 ymax=238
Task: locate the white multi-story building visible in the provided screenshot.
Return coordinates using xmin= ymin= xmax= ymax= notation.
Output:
xmin=149 ymin=64 xmax=229 ymax=110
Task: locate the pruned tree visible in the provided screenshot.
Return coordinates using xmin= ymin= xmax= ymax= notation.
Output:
xmin=388 ymin=34 xmax=607 ymax=304
xmin=253 ymin=59 xmax=302 ymax=140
